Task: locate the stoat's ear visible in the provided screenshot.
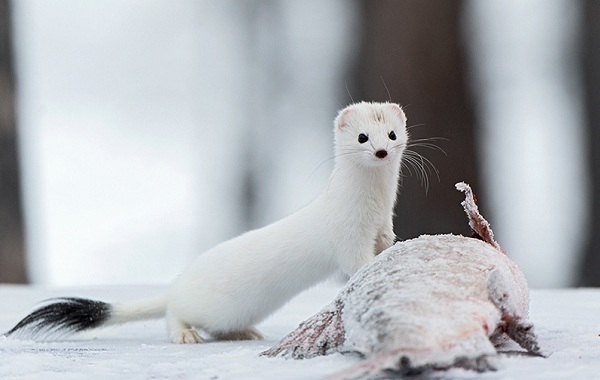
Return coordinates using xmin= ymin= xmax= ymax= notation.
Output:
xmin=386 ymin=103 xmax=407 ymax=125
xmin=334 ymin=107 xmax=352 ymax=130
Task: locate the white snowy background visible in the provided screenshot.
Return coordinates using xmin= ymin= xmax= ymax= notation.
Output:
xmin=12 ymin=0 xmax=358 ymax=285
xmin=10 ymin=0 xmax=588 ymax=289
xmin=466 ymin=0 xmax=588 ymax=289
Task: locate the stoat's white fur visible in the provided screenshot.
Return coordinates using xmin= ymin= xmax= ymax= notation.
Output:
xmin=112 ymin=102 xmax=407 ymax=343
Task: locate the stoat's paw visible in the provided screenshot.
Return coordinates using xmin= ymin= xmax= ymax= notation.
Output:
xmin=242 ymin=327 xmax=265 ymax=340
xmin=171 ymin=329 xmax=204 ymax=344
xmin=213 ymin=327 xmax=264 ymax=341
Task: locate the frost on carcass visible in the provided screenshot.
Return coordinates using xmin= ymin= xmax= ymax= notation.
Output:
xmin=261 ymin=301 xmax=345 ymax=359
xmin=262 ymin=182 xmax=542 ymax=379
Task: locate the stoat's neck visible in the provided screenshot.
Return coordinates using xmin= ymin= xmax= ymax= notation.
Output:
xmin=323 ymin=156 xmax=401 ymax=218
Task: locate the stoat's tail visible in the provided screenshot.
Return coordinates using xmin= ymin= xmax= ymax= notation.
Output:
xmin=4 ymin=295 xmax=167 ymax=339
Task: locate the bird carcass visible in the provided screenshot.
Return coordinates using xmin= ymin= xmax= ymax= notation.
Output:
xmin=262 ymin=182 xmax=542 ymax=378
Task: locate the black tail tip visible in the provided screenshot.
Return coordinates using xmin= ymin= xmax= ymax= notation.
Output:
xmin=5 ymin=297 xmax=112 ymax=339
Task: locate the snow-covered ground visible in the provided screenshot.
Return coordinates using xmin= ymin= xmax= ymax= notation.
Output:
xmin=1 ymin=283 xmax=599 ymax=379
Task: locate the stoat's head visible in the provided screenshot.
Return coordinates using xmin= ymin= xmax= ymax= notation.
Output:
xmin=333 ymin=102 xmax=408 ymax=168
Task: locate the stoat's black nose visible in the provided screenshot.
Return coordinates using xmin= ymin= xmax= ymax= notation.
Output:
xmin=375 ymin=150 xmax=388 ymax=159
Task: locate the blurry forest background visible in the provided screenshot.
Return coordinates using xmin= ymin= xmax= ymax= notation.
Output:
xmin=0 ymin=0 xmax=597 ymax=288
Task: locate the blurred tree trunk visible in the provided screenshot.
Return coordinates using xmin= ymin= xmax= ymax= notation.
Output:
xmin=357 ymin=0 xmax=481 ymax=239
xmin=0 ymin=0 xmax=27 ymax=283
xmin=579 ymin=0 xmax=600 ymax=286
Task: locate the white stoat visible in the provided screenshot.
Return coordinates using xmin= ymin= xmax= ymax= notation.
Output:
xmin=5 ymin=101 xmax=408 ymax=344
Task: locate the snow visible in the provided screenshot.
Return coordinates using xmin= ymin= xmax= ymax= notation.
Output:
xmin=1 ymin=283 xmax=600 ymax=379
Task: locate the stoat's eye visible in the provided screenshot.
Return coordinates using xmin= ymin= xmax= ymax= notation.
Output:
xmin=389 ymin=131 xmax=397 ymax=140
xmin=358 ymin=133 xmax=369 ymax=144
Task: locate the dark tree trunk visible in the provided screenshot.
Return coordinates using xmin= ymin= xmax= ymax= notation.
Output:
xmin=579 ymin=0 xmax=600 ymax=286
xmin=0 ymin=0 xmax=27 ymax=283
xmin=357 ymin=0 xmax=481 ymax=239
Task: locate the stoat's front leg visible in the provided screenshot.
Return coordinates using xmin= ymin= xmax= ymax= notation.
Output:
xmin=374 ymin=219 xmax=396 ymax=256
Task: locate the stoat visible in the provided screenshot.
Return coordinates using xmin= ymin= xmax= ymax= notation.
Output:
xmin=5 ymin=101 xmax=408 ymax=344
